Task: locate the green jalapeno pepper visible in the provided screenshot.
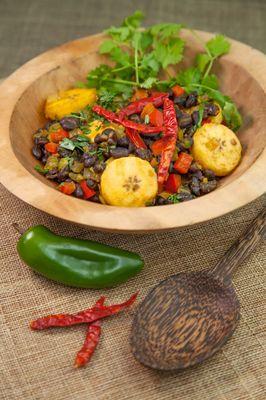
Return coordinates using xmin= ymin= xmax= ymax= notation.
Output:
xmin=17 ymin=225 xmax=143 ymax=288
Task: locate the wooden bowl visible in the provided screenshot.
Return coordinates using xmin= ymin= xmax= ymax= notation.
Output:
xmin=0 ymin=31 xmax=265 ymax=233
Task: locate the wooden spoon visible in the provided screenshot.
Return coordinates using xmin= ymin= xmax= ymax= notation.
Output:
xmin=130 ymin=210 xmax=265 ymax=371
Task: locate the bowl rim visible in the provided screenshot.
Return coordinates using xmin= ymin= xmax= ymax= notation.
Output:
xmin=0 ymin=30 xmax=265 ymax=233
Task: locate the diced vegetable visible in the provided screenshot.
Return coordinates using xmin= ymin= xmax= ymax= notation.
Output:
xmin=45 ymin=142 xmax=59 ymax=154
xmin=50 ymin=129 xmax=69 ymax=143
xmin=80 ymin=181 xmax=96 ymax=199
xmin=164 ymin=174 xmax=181 ymax=193
xmin=172 ymin=84 xmax=185 ymax=97
xmin=174 ymin=153 xmax=193 ymax=174
xmin=59 ymin=181 xmax=76 ymax=195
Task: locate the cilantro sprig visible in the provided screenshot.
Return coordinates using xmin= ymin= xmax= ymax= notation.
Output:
xmin=84 ymin=11 xmax=242 ymax=131
xmin=87 ymin=11 xmax=185 ymax=97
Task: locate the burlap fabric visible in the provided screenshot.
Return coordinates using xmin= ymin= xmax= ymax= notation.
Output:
xmin=0 ymin=1 xmax=266 ymax=399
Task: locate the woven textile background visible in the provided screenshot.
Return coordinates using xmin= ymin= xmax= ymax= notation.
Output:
xmin=0 ymin=1 xmax=265 ymax=399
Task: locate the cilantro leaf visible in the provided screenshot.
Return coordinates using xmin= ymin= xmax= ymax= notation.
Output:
xmin=176 ymin=67 xmax=202 ymax=88
xmin=150 ymin=23 xmax=182 ymax=40
xmin=99 ymin=40 xmax=116 ymax=54
xmin=154 ymin=38 xmax=184 ymax=69
xmin=201 ymin=74 xmax=219 ymax=90
xmin=60 ymin=138 xmax=76 ymax=151
xmin=206 ymin=34 xmax=230 ymax=58
xmin=222 ymin=101 xmax=242 ymax=131
xmin=123 ymin=10 xmax=144 ymax=29
xmin=34 ymin=165 xmax=48 ymax=174
xmin=140 ymin=77 xmax=158 ymax=89
xmin=195 ymin=53 xmax=211 ymax=73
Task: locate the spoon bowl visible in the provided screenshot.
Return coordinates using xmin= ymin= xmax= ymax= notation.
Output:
xmin=131 ymin=272 xmax=240 ymax=370
xmin=130 ymin=211 xmax=265 ymax=370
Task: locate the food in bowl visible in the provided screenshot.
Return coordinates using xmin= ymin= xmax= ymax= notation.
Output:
xmin=32 ymin=11 xmax=242 ymax=207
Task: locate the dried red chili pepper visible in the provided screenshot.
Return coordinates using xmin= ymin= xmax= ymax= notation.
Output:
xmin=157 ymin=98 xmax=178 ymax=190
xmin=92 ymin=105 xmax=164 ymax=134
xmin=30 ymin=293 xmax=138 ymax=330
xmin=74 ymin=296 xmax=105 ymax=368
xmin=119 ymin=92 xmax=168 ymax=118
xmin=125 ymin=128 xmax=147 ymax=149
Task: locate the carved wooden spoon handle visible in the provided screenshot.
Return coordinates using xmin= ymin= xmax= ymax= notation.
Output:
xmin=210 ymin=209 xmax=265 ymax=285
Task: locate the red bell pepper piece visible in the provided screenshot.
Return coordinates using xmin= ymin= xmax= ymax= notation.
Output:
xmin=59 ymin=181 xmax=76 ymax=195
xmin=131 ymin=89 xmax=149 ymax=101
xmin=50 ymin=129 xmax=69 ymax=143
xmin=149 ymin=109 xmax=163 ymax=127
xmin=151 ymin=137 xmax=168 ymax=156
xmin=45 ymin=142 xmax=59 ymax=154
xmin=125 ymin=128 xmax=147 ymax=149
xmin=174 ymin=152 xmax=193 ymax=174
xmin=172 ymin=84 xmax=185 ymax=97
xmin=80 ymin=181 xmax=96 ymax=199
xmin=164 ymin=174 xmax=181 ymax=193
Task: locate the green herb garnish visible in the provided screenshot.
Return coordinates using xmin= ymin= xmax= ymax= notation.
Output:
xmin=34 ymin=165 xmax=48 ymax=174
xmin=82 ymin=11 xmax=242 ymax=131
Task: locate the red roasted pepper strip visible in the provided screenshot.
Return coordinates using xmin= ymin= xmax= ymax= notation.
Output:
xmin=119 ymin=92 xmax=168 ymax=118
xmin=157 ymin=99 xmax=178 ymax=190
xmin=92 ymin=105 xmax=164 ymax=134
xmin=125 ymin=128 xmax=147 ymax=149
xmin=30 ymin=293 xmax=138 ymax=330
xmin=74 ymin=297 xmax=105 ymax=368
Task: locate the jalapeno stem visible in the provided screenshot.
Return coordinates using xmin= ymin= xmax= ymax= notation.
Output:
xmin=12 ymin=223 xmax=26 ymax=235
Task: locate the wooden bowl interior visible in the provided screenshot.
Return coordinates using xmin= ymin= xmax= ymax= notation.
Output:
xmin=10 ymin=42 xmax=266 ymax=195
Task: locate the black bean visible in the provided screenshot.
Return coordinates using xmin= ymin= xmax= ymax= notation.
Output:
xmin=46 ymin=169 xmax=58 ymax=180
xmin=84 ymin=155 xmax=97 ymax=168
xmin=93 ymin=161 xmax=106 ymax=173
xmin=60 ymin=117 xmax=79 ymax=131
xmin=156 ymin=197 xmax=168 ymax=206
xmin=86 ymin=179 xmax=97 ymax=189
xmin=117 ymin=136 xmax=129 ymax=148
xmin=128 ymin=142 xmax=136 ymax=153
xmin=74 ymin=184 xmax=84 ymax=198
xmin=129 ymin=114 xmax=141 ymax=123
xmin=192 ymin=110 xmax=200 ymax=125
xmin=134 ymin=148 xmax=152 ymax=161
xmin=41 ymin=155 xmax=48 ymax=164
xmin=94 ymin=133 xmax=108 ymax=143
xmin=57 ymin=168 xmax=69 ymax=182
xmin=200 ymin=180 xmax=217 ymax=194
xmin=169 ymin=161 xmax=178 ymax=174
xmin=89 ymin=194 xmax=100 ymax=203
xmin=176 ymin=142 xmax=187 ymax=152
xmin=175 ymin=107 xmax=183 ymax=119
xmin=167 ymin=88 xmax=174 ymax=98
xmin=190 ymin=177 xmax=201 ymax=196
xmin=174 ymin=94 xmax=187 ymax=107
xmin=185 ymin=91 xmax=198 ymax=108
xmin=32 ymin=145 xmax=42 ymax=160
xmin=102 ymin=128 xmax=116 ymax=136
xmin=34 ymin=136 xmax=48 ymax=145
xmin=110 ymin=147 xmax=130 ymax=158
xmin=192 ymin=170 xmax=203 ymax=180
xmin=203 ymin=169 xmax=216 ymax=180
xmin=58 ymin=147 xmax=72 ymax=157
xmin=107 ymin=132 xmax=117 ymax=146
xmin=178 ymin=192 xmax=194 ymax=202
xmin=178 ymin=113 xmax=193 ymax=129
xmin=204 ymin=102 xmax=219 ymax=117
